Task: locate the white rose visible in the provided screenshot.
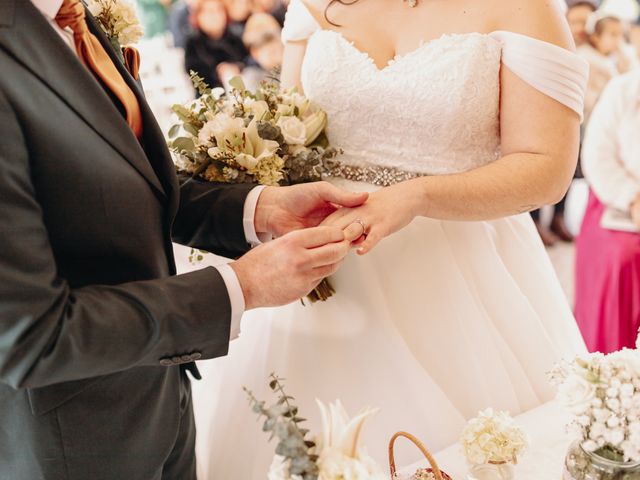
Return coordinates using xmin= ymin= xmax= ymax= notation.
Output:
xmin=277 ymin=116 xmax=307 ymax=146
xmin=557 ymin=375 xmax=597 ymax=412
xmin=198 ymin=114 xmax=245 ymax=147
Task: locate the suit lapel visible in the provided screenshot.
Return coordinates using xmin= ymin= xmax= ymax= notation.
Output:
xmin=85 ymin=12 xmax=178 ymax=205
xmin=0 ymin=0 xmax=166 ymax=198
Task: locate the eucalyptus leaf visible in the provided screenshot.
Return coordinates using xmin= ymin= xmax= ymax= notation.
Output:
xmin=172 ymin=137 xmax=195 ymax=152
xmin=168 ymin=124 xmax=181 ymax=139
xmin=184 ymin=123 xmax=200 ymax=137
xmin=229 ymin=75 xmax=246 ymax=92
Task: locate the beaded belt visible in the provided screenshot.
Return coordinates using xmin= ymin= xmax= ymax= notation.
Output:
xmin=324 ymin=163 xmax=426 ymax=187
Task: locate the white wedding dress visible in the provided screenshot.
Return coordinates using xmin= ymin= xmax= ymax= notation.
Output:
xmin=190 ymin=3 xmax=589 ymax=478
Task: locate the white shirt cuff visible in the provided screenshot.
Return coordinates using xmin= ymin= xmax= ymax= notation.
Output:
xmin=243 ymin=185 xmax=274 ymax=245
xmin=214 ymin=264 xmax=245 ymax=340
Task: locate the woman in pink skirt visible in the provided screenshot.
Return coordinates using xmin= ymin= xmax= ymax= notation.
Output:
xmin=576 ymin=71 xmax=640 ymax=353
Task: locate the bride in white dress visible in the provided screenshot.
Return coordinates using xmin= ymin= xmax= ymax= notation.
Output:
xmin=192 ymin=0 xmax=589 ymax=477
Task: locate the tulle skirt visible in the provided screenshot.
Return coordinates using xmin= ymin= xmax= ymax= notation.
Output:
xmin=185 ymin=181 xmax=586 ymax=480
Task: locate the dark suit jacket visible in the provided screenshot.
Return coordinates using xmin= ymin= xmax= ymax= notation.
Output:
xmin=0 ymin=0 xmax=253 ymax=477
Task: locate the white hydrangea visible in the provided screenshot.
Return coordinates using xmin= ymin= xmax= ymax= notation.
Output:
xmin=461 ymin=409 xmax=528 ymax=465
xmin=552 ymin=328 xmax=640 ymax=462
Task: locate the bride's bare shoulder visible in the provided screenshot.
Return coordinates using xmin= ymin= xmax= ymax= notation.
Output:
xmin=489 ymin=0 xmax=574 ymax=50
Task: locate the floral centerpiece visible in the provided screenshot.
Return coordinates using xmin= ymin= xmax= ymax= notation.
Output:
xmin=461 ymin=408 xmax=527 ymax=480
xmin=550 ymin=332 xmax=640 ymax=479
xmin=169 ymin=73 xmax=341 ymax=301
xmin=245 ymin=374 xmax=386 ymax=480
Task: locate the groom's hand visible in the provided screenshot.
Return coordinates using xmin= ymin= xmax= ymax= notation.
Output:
xmin=253 ymin=182 xmax=369 ymax=238
xmin=230 ymin=226 xmax=356 ymax=309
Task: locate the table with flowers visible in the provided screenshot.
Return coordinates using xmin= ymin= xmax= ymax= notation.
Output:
xmin=401 ymin=401 xmax=572 ymax=480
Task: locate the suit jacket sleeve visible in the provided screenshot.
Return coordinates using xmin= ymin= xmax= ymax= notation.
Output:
xmin=0 ymin=90 xmax=234 ymax=390
xmin=172 ymin=173 xmax=254 ymax=258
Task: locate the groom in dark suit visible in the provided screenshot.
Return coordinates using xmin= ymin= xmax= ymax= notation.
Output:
xmin=0 ymin=0 xmax=367 ymax=478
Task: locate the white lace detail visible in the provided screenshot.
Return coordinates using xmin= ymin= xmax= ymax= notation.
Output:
xmin=283 ymin=0 xmax=588 ymax=176
xmin=302 ymin=30 xmax=503 ymax=175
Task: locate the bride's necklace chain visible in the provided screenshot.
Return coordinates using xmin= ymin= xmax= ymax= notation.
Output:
xmin=404 ymin=0 xmax=418 ymax=7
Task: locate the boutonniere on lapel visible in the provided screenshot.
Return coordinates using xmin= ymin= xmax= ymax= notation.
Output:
xmin=86 ymin=0 xmax=144 ymax=79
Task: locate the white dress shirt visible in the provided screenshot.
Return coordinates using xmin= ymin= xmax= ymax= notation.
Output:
xmin=31 ymin=0 xmax=267 ymax=339
xmin=583 ymin=70 xmax=640 ymax=212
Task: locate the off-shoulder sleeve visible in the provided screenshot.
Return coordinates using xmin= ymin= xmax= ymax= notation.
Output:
xmin=281 ymin=0 xmax=321 ymax=43
xmin=490 ymin=31 xmax=589 ymax=120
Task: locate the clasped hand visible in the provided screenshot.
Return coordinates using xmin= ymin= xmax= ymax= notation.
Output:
xmin=231 ymin=182 xmax=416 ymax=309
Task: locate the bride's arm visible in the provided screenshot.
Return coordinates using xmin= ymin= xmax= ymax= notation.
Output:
xmin=323 ymin=0 xmax=582 ymax=254
xmin=413 ymin=0 xmax=579 ymax=220
xmin=281 ymin=41 xmax=308 ymax=90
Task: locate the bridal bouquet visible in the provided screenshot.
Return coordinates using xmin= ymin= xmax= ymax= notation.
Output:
xmin=169 ymin=73 xmax=341 ymax=301
xmin=549 ymin=332 xmax=640 ymax=463
xmin=169 ymin=73 xmax=339 ymax=187
xmin=245 ymin=374 xmax=386 ymax=480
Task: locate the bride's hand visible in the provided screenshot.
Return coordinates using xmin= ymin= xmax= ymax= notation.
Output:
xmin=321 ymin=183 xmax=419 ymax=255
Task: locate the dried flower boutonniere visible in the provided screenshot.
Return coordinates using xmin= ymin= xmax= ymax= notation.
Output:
xmin=87 ymin=0 xmax=144 ymax=78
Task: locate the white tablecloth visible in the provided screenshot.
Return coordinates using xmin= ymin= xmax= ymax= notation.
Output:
xmin=402 ymin=401 xmax=572 ymax=480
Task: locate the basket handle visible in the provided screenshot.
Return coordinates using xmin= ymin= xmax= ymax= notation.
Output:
xmin=388 ymin=431 xmax=444 ymax=480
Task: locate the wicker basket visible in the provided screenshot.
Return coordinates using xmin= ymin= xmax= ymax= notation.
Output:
xmin=388 ymin=432 xmax=454 ymax=480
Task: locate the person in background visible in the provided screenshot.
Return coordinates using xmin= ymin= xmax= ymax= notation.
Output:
xmin=184 ymin=0 xmax=249 ymax=91
xmin=169 ymin=0 xmax=199 ymax=49
xmin=241 ymin=13 xmax=283 ymax=90
xmin=579 ymin=13 xmax=637 ymax=123
xmin=224 ymin=0 xmax=252 ymax=37
xmin=567 ymin=0 xmax=599 ymax=47
xmin=252 ymin=0 xmax=287 ymax=26
xmin=575 ymin=70 xmax=640 ymax=354
xmin=137 ymin=0 xmax=174 ymax=39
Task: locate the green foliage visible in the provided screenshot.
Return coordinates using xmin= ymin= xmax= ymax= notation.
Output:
xmin=245 ymin=374 xmax=319 ymax=480
xmin=189 ymin=70 xmax=211 ymax=96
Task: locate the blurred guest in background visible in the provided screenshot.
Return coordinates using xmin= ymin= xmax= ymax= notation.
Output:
xmin=575 ymin=71 xmax=640 ymax=354
xmin=579 ymin=13 xmax=636 ymax=123
xmin=169 ymin=0 xmax=199 ymax=49
xmin=252 ymin=0 xmax=287 ymax=25
xmin=241 ymin=13 xmax=283 ymax=89
xmin=224 ymin=0 xmax=252 ymax=38
xmin=185 ymin=0 xmax=249 ymax=91
xmin=566 ymin=0 xmax=599 ymax=47
xmin=137 ymin=0 xmax=175 ymax=39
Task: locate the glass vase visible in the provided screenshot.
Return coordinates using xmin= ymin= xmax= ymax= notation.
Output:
xmin=564 ymin=441 xmax=640 ymax=479
xmin=467 ymin=462 xmax=515 ymax=480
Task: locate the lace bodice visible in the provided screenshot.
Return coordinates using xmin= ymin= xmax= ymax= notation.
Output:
xmin=282 ymin=1 xmax=589 ymax=177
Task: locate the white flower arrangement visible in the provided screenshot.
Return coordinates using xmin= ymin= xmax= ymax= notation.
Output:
xmin=461 ymin=408 xmax=528 ymax=466
xmin=246 ymin=375 xmax=386 ymax=480
xmin=87 ymin=0 xmax=144 ymax=48
xmin=550 ymin=332 xmax=640 ymax=462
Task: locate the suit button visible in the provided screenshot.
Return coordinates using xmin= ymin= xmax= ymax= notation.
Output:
xmin=159 ymin=358 xmax=173 ymax=366
xmin=171 ymin=356 xmax=182 ymax=364
xmin=191 ymin=352 xmax=202 ymax=361
xmin=181 ymin=355 xmax=192 ymax=363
